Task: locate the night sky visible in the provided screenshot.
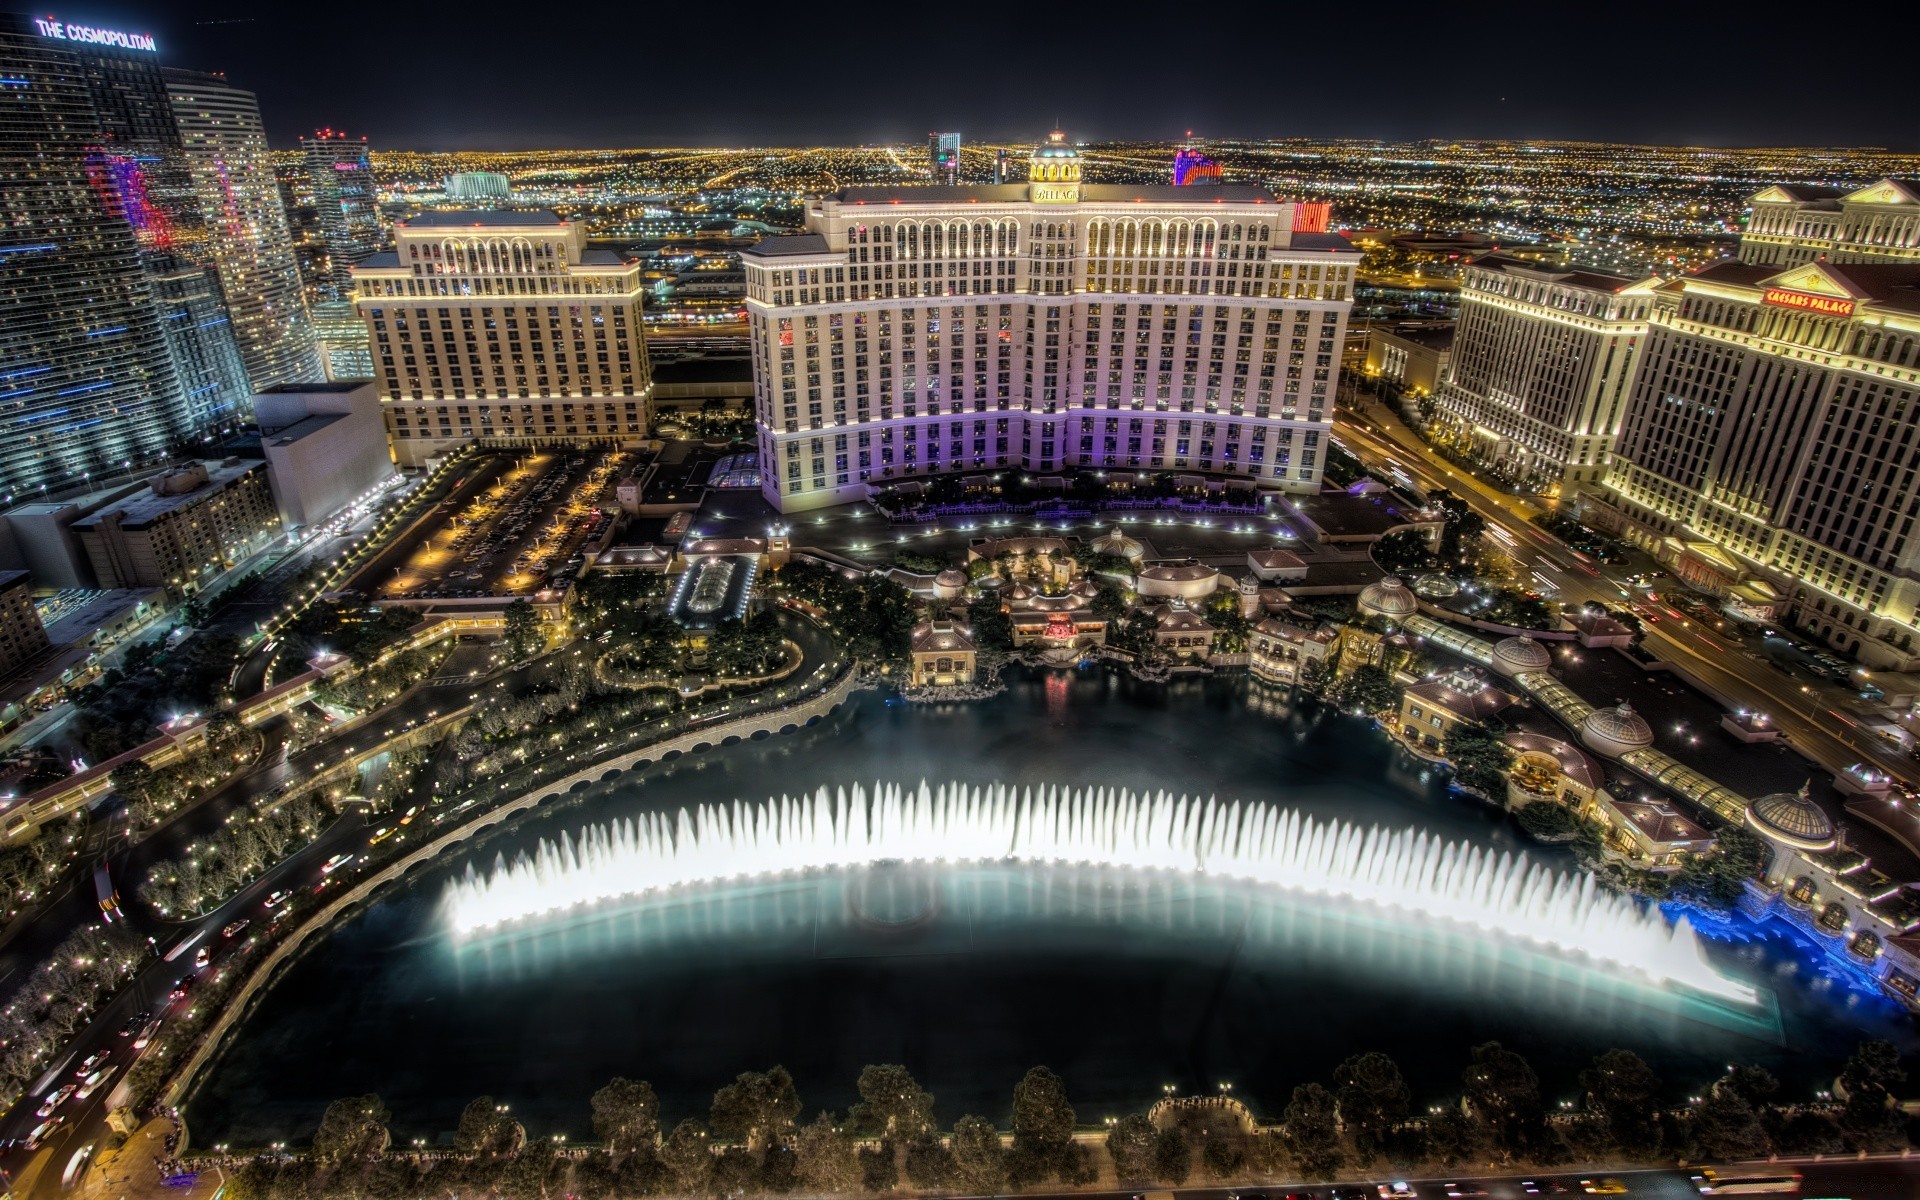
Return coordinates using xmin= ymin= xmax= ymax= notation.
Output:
xmin=78 ymin=0 xmax=1920 ymax=152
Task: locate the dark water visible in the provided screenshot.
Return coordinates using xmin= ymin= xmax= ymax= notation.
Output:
xmin=186 ymin=669 xmax=1917 ymax=1145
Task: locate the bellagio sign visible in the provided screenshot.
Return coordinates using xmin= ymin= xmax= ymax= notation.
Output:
xmin=1763 ymin=287 xmax=1855 ymax=318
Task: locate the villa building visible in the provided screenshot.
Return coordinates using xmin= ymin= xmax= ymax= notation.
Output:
xmin=908 ymin=619 xmax=977 ymax=687
xmin=1397 ymin=665 xmax=1517 ymax=756
xmin=741 ymin=130 xmax=1360 ymax=513
xmin=1249 ymin=617 xmax=1337 ymax=685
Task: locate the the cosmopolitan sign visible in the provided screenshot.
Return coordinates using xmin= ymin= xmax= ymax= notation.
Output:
xmin=33 ymin=18 xmax=158 ymax=52
xmin=1763 ymin=287 xmax=1854 ymax=318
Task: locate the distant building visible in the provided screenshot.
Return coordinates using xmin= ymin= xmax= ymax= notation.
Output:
xmin=1432 ymin=254 xmax=1656 ymax=495
xmin=253 ymin=382 xmax=396 ymax=528
xmin=928 ymin=132 xmax=961 ymax=184
xmin=908 ymin=619 xmax=976 ymax=686
xmin=1363 ymin=322 xmax=1454 ymax=401
xmin=166 ymin=69 xmax=322 ymax=392
xmin=71 ymin=461 xmax=280 ymax=590
xmin=302 ymin=130 xmax=382 ymax=299
xmin=1248 ymin=617 xmax=1336 ymax=684
xmin=1588 ymin=258 xmax=1920 ymax=670
xmin=1740 ymin=178 xmax=1920 ymax=267
xmin=310 ymin=300 xmax=374 ymax=381
xmin=741 ymin=130 xmax=1359 ymax=513
xmin=445 ymin=172 xmax=511 ymax=201
xmin=0 ymin=572 xmax=50 ymax=681
xmin=351 ymin=210 xmax=652 ymax=466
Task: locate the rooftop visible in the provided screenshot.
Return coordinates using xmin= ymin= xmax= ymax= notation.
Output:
xmin=742 ymin=233 xmax=831 ymax=259
xmin=1467 ymin=252 xmax=1650 ymax=293
xmin=70 ymin=461 xmax=264 ymax=532
xmin=256 ymin=381 xmax=366 ymax=395
xmin=826 ymin=182 xmax=1282 ymax=206
xmin=265 ymin=413 xmax=346 ymax=447
xmin=1682 ymin=258 xmax=1920 ymax=317
xmin=401 ymin=209 xmax=565 ymax=228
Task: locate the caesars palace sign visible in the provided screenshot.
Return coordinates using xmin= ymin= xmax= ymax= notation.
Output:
xmin=1763 ymin=287 xmax=1855 ymax=318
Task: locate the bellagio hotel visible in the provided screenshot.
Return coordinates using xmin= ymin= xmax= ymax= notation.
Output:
xmin=742 ymin=132 xmax=1360 ymax=513
xmin=351 ymin=211 xmax=650 ymax=466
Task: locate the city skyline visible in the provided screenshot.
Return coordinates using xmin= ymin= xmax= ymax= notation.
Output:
xmin=92 ymin=1 xmax=1920 ymax=151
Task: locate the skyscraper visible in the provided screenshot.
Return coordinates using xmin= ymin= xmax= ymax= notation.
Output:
xmin=1431 ymin=254 xmax=1655 ymax=496
xmin=1589 ymin=258 xmax=1920 ymax=670
xmin=165 ymin=68 xmax=321 ymax=393
xmin=351 ymin=211 xmax=651 ymax=465
xmin=742 ymin=131 xmax=1358 ymax=513
xmin=148 ymin=255 xmax=253 ymax=435
xmin=302 ymin=129 xmax=381 ymax=298
xmin=0 ymin=13 xmax=190 ymax=500
xmin=928 ymin=132 xmax=961 ymax=184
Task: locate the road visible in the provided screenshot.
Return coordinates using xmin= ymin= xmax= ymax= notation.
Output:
xmin=1332 ymin=403 xmax=1920 ymax=798
xmin=1016 ymin=1165 xmax=1914 ymax=1199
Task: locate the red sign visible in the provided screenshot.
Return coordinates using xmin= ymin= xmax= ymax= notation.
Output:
xmin=1763 ymin=287 xmax=1854 ymax=317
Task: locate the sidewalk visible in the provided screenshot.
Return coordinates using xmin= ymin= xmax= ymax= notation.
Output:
xmin=77 ymin=1118 xmax=205 ymax=1200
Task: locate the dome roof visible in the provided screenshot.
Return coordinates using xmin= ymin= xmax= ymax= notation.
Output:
xmin=1091 ymin=526 xmax=1145 ymax=560
xmin=1490 ymin=635 xmax=1553 ymax=676
xmin=1579 ymin=701 xmax=1655 ymax=756
xmin=1072 ymin=577 xmax=1102 ymax=598
xmin=1033 ymin=131 xmax=1080 ymax=158
xmin=1006 ymin=583 xmax=1034 ymax=601
xmin=1140 ymin=563 xmax=1215 ymax=582
xmin=935 ymin=568 xmax=968 ymax=587
xmin=1747 ymin=783 xmax=1836 ymax=850
xmin=1357 ymin=575 xmax=1419 ymax=620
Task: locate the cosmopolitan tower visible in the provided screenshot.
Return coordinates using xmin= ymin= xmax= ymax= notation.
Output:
xmin=743 ymin=131 xmax=1359 ymax=513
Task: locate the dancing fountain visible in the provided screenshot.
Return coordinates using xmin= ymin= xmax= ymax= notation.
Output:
xmin=441 ymin=781 xmax=1755 ymax=1003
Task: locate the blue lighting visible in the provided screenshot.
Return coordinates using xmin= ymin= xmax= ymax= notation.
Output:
xmin=0 ymin=367 xmax=51 ymax=381
xmin=0 ymin=244 xmax=57 ymax=256
xmin=85 ymin=326 xmax=128 ymax=337
xmin=54 ymin=382 xmax=111 ymax=397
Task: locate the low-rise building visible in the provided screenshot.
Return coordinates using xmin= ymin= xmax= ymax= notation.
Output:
xmin=1363 ymin=322 xmax=1454 ymax=401
xmin=1588 ymin=795 xmax=1716 ymax=869
xmin=1249 ymin=617 xmax=1337 ymax=685
xmin=909 ymin=620 xmax=977 ymax=687
xmin=71 ymin=461 xmax=281 ymax=592
xmin=1502 ymin=731 xmax=1602 ymax=809
xmin=254 ymin=382 xmax=397 ymax=529
xmin=1149 ymin=603 xmax=1215 ymax=660
xmin=1398 ymin=665 xmax=1517 ymax=755
xmin=0 ymin=571 xmax=48 ymax=680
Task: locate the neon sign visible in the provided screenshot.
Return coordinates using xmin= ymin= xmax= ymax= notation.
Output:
xmin=34 ymin=18 xmax=157 ymax=52
xmin=1763 ymin=287 xmax=1854 ymax=317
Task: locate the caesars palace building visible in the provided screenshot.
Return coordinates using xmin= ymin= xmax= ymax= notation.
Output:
xmin=741 ymin=132 xmax=1361 ymax=513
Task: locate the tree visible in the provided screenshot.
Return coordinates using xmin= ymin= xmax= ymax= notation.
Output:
xmin=1105 ymin=1113 xmax=1157 ymax=1182
xmin=1150 ymin=1127 xmax=1191 ymax=1185
xmin=1334 ymin=1051 xmax=1412 ymax=1163
xmin=949 ymin=1115 xmax=1006 ymax=1195
xmin=966 ymin=593 xmax=1013 ymax=653
xmin=1011 ymin=1065 xmax=1076 ymax=1154
xmin=1690 ymin=1089 xmax=1771 ymax=1161
xmin=310 ymin=1094 xmax=391 ymax=1162
xmin=1281 ymin=1083 xmax=1343 ymax=1180
xmin=1838 ymin=1039 xmax=1908 ymax=1151
xmin=710 ymin=1066 xmax=803 ymax=1150
xmin=1424 ymin=1103 xmax=1483 ymax=1169
xmin=455 ymin=1095 xmax=517 ymax=1156
xmin=904 ymin=1135 xmax=956 ymax=1189
xmin=1579 ymin=1049 xmax=1663 ymax=1159
xmin=110 ymin=760 xmax=155 ymax=803
xmin=1332 ymin=664 xmax=1400 ymax=717
xmin=1443 ymin=723 xmax=1514 ymax=798
xmin=1462 ymin=1042 xmax=1547 ymax=1159
xmin=794 ymin=1113 xmax=861 ymax=1194
xmin=848 ymin=1064 xmax=936 ymax=1139
xmin=857 ymin=1139 xmax=898 ymax=1192
xmin=714 ymin=1147 xmax=760 ymax=1198
xmin=503 ymin=599 xmax=543 ymax=663
xmin=660 ymin=1119 xmax=714 ymax=1195
xmin=1201 ymin=1137 xmax=1244 ymax=1180
xmin=591 ymin=1076 xmax=661 ymax=1157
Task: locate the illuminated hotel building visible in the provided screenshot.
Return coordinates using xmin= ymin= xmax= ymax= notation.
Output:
xmin=742 ymin=132 xmax=1358 ymax=514
xmin=928 ymin=132 xmax=960 ymax=184
xmin=1587 ymin=259 xmax=1920 ymax=669
xmin=1740 ymin=178 xmax=1920 ymax=267
xmin=0 ymin=13 xmax=191 ymax=500
xmin=351 ymin=210 xmax=651 ymax=466
xmin=302 ymin=130 xmax=382 ymax=298
xmin=165 ymin=68 xmax=321 ymax=392
xmin=1431 ymin=254 xmax=1655 ymax=495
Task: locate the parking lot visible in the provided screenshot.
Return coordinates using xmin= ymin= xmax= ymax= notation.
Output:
xmin=358 ymin=449 xmax=629 ymax=602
